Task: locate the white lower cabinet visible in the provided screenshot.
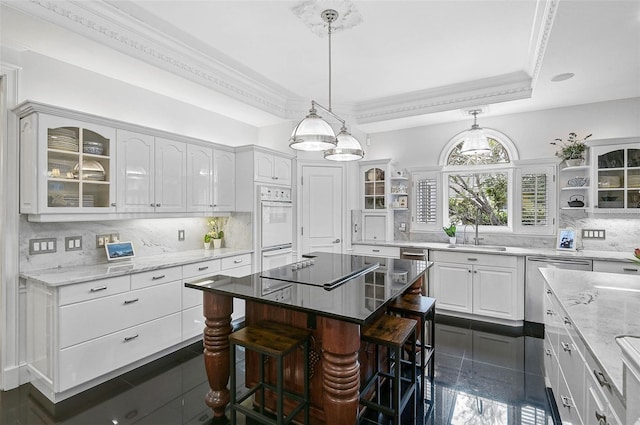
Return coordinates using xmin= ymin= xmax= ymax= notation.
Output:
xmin=352 ymin=244 xmax=400 ymax=259
xmin=220 ymin=253 xmax=253 ymax=322
xmin=26 ymin=261 xmax=219 ymax=402
xmin=544 ymin=282 xmax=625 ymax=425
xmin=430 ymin=250 xmax=523 ymax=323
xmin=592 ymin=259 xmax=640 ymax=275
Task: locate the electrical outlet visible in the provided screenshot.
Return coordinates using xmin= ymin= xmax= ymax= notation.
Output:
xmin=582 ymin=229 xmax=606 ymax=239
xmin=65 ymin=236 xmax=82 ymax=251
xmin=178 ymin=230 xmax=185 ymax=241
xmin=96 ymin=234 xmax=111 ymax=248
xmin=29 ymin=238 xmax=57 ymax=254
xmin=110 ymin=233 xmax=120 ymax=242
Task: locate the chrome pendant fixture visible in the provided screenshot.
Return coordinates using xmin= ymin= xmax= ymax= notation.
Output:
xmin=289 ymin=9 xmax=364 ymax=161
xmin=460 ymin=110 xmax=491 ymax=155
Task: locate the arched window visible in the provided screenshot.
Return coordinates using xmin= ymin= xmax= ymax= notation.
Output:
xmin=440 ymin=130 xmax=518 ymax=232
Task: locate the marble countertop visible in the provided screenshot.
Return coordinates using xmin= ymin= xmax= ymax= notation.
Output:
xmin=20 ymin=248 xmax=253 ymax=286
xmin=617 ymin=335 xmax=640 ymax=377
xmin=540 ymin=268 xmax=640 ymax=397
xmin=353 ymin=240 xmax=635 ymax=262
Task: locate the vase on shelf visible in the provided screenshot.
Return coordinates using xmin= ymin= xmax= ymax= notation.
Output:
xmin=449 ymin=236 xmax=456 ymax=245
xmin=204 ymin=241 xmax=211 ymax=250
xmin=565 ymin=158 xmax=585 ymax=167
xmin=213 ymin=238 xmax=222 ymax=249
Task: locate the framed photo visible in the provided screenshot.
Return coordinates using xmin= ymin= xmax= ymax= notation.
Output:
xmin=556 ymin=229 xmax=576 ymax=251
xmin=398 ymin=195 xmax=408 ymax=208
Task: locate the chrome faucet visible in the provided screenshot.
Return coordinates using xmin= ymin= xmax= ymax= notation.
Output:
xmin=462 ymin=224 xmax=472 ymax=244
xmin=474 ymin=205 xmax=481 ymax=245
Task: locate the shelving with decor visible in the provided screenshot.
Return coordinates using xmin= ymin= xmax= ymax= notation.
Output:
xmin=559 ymin=164 xmax=590 ymax=210
xmin=589 ymin=138 xmax=640 ymax=212
xmin=19 ymin=111 xmax=116 ymax=216
xmin=389 ymin=175 xmax=409 ymax=210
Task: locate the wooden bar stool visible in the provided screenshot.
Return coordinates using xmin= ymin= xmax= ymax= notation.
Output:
xmin=387 ymin=294 xmax=436 ymax=417
xmin=360 ymin=314 xmax=417 ymax=425
xmin=229 ymin=321 xmax=311 ymax=425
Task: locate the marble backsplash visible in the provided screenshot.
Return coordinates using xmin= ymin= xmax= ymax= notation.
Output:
xmin=19 ymin=212 xmax=252 ymax=272
xmin=393 ymin=209 xmax=640 ymax=252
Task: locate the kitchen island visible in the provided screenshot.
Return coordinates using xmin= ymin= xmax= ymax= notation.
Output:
xmin=185 ymin=252 xmax=430 ymax=425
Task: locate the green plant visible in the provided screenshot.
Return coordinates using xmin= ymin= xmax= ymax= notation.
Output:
xmin=633 ymin=248 xmax=640 ymax=265
xmin=203 ymin=234 xmax=211 ymax=243
xmin=443 ymin=223 xmax=456 ymax=237
xmin=206 ymin=217 xmax=224 ymax=240
xmin=550 ymin=132 xmax=592 ymax=160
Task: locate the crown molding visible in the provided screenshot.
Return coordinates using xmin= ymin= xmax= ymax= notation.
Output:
xmin=5 ymin=0 xmax=558 ymax=127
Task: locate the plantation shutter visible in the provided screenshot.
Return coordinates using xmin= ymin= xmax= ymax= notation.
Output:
xmin=521 ymin=172 xmax=548 ymax=226
xmin=413 ymin=173 xmax=438 ymax=230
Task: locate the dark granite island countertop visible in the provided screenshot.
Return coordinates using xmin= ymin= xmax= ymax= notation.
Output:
xmin=186 ymin=251 xmax=432 ymax=324
xmin=185 ymin=252 xmax=432 ymax=424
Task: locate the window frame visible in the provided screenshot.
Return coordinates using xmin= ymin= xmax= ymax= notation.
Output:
xmin=410 ymin=168 xmax=441 ymax=232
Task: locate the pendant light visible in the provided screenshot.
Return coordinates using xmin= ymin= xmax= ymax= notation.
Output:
xmin=289 ymin=9 xmax=364 ymax=161
xmin=460 ymin=110 xmax=491 ymax=155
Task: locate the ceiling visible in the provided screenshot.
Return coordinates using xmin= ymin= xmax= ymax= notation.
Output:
xmin=3 ymin=0 xmax=640 ymax=133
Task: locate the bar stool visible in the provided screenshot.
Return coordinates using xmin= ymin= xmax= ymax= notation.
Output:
xmin=229 ymin=321 xmax=311 ymax=425
xmin=387 ymin=294 xmax=436 ymax=417
xmin=360 ymin=314 xmax=417 ymax=425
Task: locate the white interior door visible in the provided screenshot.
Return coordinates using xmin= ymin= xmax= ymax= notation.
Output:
xmin=301 ymin=166 xmax=343 ymax=255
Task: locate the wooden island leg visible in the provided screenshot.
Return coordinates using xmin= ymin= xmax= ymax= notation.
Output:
xmin=322 ymin=318 xmax=361 ymax=425
xmin=202 ymin=292 xmax=233 ymax=419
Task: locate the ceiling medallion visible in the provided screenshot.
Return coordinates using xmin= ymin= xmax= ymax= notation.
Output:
xmin=291 ymin=0 xmax=363 ymax=37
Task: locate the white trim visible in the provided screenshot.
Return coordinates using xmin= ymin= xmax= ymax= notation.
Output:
xmin=0 ymin=62 xmax=22 ymax=390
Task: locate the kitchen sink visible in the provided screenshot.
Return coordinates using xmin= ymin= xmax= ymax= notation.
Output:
xmin=447 ymin=244 xmax=507 ymax=252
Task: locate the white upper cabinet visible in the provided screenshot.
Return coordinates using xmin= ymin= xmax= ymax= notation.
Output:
xmin=19 ymin=112 xmax=116 ymax=219
xmin=590 ymin=138 xmax=640 ymax=213
xmin=186 ymin=144 xmax=213 ymax=212
xmin=254 ymin=151 xmax=292 ymax=186
xmin=154 ymin=138 xmax=187 ymax=213
xmin=213 ymin=149 xmax=236 ymax=211
xmin=116 ymin=130 xmax=155 ymax=213
xmin=116 ymin=132 xmax=187 ymax=213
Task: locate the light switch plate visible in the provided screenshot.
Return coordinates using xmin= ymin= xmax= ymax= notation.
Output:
xmin=582 ymin=229 xmax=606 ymax=239
xmin=178 ymin=230 xmax=185 ymax=241
xmin=29 ymin=238 xmax=57 ymax=254
xmin=65 ymin=236 xmax=82 ymax=251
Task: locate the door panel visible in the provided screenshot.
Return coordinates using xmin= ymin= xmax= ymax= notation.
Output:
xmin=302 ymin=166 xmax=343 ymax=255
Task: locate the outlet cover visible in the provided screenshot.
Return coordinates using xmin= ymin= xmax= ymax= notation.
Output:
xmin=582 ymin=229 xmax=606 ymax=239
xmin=96 ymin=234 xmax=110 ymax=248
xmin=178 ymin=230 xmax=185 ymax=241
xmin=29 ymin=238 xmax=57 ymax=254
xmin=65 ymin=236 xmax=82 ymax=251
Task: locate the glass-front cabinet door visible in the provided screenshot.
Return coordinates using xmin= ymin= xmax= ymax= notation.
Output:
xmin=594 ymin=143 xmax=640 ymax=211
xmin=20 ymin=113 xmax=116 ymax=215
xmin=363 ymin=167 xmax=386 ymax=209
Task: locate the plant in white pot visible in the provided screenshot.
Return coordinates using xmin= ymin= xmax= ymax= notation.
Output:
xmin=443 ymin=223 xmax=457 ymax=245
xmin=207 ymin=218 xmax=224 ymax=249
xmin=551 ymin=132 xmax=592 ymax=166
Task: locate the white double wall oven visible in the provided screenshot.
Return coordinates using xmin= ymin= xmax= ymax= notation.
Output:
xmin=259 ymin=185 xmax=294 ymax=271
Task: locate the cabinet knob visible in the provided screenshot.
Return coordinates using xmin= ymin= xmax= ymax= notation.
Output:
xmin=333 ymin=238 xmax=341 ymax=243
xmin=273 ymin=176 xmax=279 ymax=180
xmin=546 ymin=309 xmax=554 ymax=316
xmin=561 ymin=342 xmax=572 ymax=352
xmin=473 ymin=270 xmax=477 ymax=274
xmin=560 ymin=396 xmax=573 ymax=409
xmin=545 ymin=289 xmax=552 ymax=294
xmin=156 ymin=203 xmax=161 ymax=207
xmin=595 ymin=410 xmax=607 ymax=424
xmin=150 ymin=203 xmax=155 ymax=207
xmin=563 ymin=317 xmax=572 ymax=326
xmin=593 ymin=369 xmax=611 ymax=389
xmin=210 ymin=204 xmax=213 ymax=207
xmin=111 ymin=203 xmax=117 ymax=207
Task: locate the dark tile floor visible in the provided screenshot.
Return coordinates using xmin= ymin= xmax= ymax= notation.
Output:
xmin=0 ymin=317 xmax=554 ymax=425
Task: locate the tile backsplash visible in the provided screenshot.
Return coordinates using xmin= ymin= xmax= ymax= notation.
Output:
xmin=20 ymin=213 xmax=252 ymax=272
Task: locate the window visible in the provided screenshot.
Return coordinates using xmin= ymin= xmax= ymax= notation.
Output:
xmin=514 ymin=165 xmax=556 ymax=234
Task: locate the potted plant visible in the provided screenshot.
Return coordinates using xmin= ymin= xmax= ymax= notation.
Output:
xmin=203 ymin=233 xmax=212 ymax=250
xmin=212 ymin=230 xmax=224 ymax=249
xmin=632 ymin=248 xmax=640 ymax=265
xmin=550 ymin=132 xmax=592 ymax=166
xmin=207 ymin=218 xmax=224 ymax=249
xmin=443 ymin=223 xmax=457 ymax=245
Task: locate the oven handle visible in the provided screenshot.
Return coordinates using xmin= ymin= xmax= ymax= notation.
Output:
xmin=261 ymin=201 xmax=293 ymax=207
xmin=263 ymin=248 xmax=293 ymax=257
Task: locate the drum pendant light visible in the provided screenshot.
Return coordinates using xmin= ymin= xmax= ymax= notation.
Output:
xmin=289 ymin=9 xmax=364 ymax=161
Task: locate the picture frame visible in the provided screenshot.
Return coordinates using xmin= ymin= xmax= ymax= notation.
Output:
xmin=556 ymin=229 xmax=577 ymax=251
xmin=105 ymin=241 xmax=136 ymax=261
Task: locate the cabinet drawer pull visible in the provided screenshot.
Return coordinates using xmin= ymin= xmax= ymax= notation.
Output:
xmin=198 ymin=266 xmax=209 ymax=271
xmin=467 ymin=258 xmax=478 ymax=261
xmin=563 ymin=317 xmax=572 ymax=326
xmin=546 ymin=309 xmax=554 ymax=316
xmin=90 ymin=286 xmax=107 ymax=292
xmin=372 ymin=249 xmax=380 ymax=253
xmin=234 ymin=259 xmax=243 ymax=264
xmin=544 ymin=348 xmax=552 ymax=356
xmin=595 ymin=410 xmax=607 ymax=423
xmin=561 ymin=342 xmax=572 ymax=352
xmin=111 ymin=203 xmax=117 ymax=207
xmin=623 ymin=268 xmax=638 ymax=273
xmin=156 ymin=203 xmax=161 ymax=207
xmin=560 ymin=396 xmax=573 ymax=408
xmin=124 ymin=334 xmax=139 ymax=342
xmin=124 ymin=298 xmax=139 ymax=305
xmin=152 ymin=275 xmax=166 ymax=280
xmin=593 ymin=369 xmax=611 ymax=389
xmin=545 ymin=289 xmax=552 ymax=294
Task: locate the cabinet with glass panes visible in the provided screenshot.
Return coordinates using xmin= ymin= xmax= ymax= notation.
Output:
xmin=18 ymin=108 xmax=116 ymax=218
xmin=362 ymin=165 xmax=386 ymax=210
xmin=590 ymin=139 xmax=640 ymax=212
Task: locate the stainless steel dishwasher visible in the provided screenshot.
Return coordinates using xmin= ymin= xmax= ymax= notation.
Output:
xmin=525 ymin=256 xmax=592 ymax=324
xmin=400 ymin=248 xmax=428 ymax=295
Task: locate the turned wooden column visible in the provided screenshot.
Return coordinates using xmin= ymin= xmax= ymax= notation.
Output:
xmin=404 ymin=272 xmax=425 ymax=295
xmin=202 ymin=292 xmax=233 ymax=419
xmin=322 ymin=318 xmax=360 ymax=425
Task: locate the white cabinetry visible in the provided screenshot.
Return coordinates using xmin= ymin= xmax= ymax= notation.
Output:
xmin=19 ymin=112 xmax=116 ymax=217
xmin=559 ymin=165 xmax=590 ymax=210
xmin=182 ymin=258 xmax=222 ymax=340
xmin=213 ymin=149 xmax=236 ymax=211
xmin=430 ymin=250 xmax=523 ymax=323
xmin=220 ymin=253 xmax=253 ymax=322
xmin=593 ymin=260 xmax=640 ymax=275
xmin=352 ymin=244 xmax=400 ymax=259
xmin=544 ymin=282 xmax=624 ymax=425
xmin=590 ymin=138 xmax=640 ymax=212
xmin=27 ymin=269 xmax=187 ymax=402
xmin=116 ymin=131 xmax=187 ymax=213
xmin=254 ymin=151 xmax=292 ymax=185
